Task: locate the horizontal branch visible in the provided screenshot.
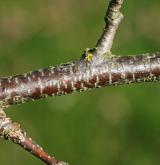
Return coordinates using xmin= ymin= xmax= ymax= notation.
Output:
xmin=0 ymin=52 xmax=160 ymax=109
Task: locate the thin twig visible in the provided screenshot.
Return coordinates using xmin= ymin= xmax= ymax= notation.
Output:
xmin=96 ymin=0 xmax=124 ymax=56
xmin=0 ymin=109 xmax=68 ymax=165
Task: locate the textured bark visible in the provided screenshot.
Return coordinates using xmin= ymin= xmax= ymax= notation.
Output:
xmin=0 ymin=53 xmax=160 ymax=108
xmin=0 ymin=110 xmax=67 ymax=165
xmin=96 ymin=0 xmax=124 ymax=55
xmin=0 ymin=0 xmax=159 ymax=165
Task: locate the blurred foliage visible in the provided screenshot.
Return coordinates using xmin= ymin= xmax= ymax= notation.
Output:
xmin=0 ymin=0 xmax=160 ymax=165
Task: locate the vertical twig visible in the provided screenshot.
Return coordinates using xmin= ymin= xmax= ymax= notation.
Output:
xmin=96 ymin=0 xmax=124 ymax=56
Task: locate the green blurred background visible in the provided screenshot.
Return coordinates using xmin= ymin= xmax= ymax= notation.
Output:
xmin=0 ymin=0 xmax=160 ymax=165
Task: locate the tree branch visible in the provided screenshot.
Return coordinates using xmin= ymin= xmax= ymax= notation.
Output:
xmin=0 ymin=109 xmax=68 ymax=165
xmin=0 ymin=53 xmax=160 ymax=108
xmin=96 ymin=0 xmax=124 ymax=56
xmin=0 ymin=0 xmax=159 ymax=165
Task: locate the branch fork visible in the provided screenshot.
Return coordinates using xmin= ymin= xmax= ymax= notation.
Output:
xmin=1 ymin=0 xmax=160 ymax=165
